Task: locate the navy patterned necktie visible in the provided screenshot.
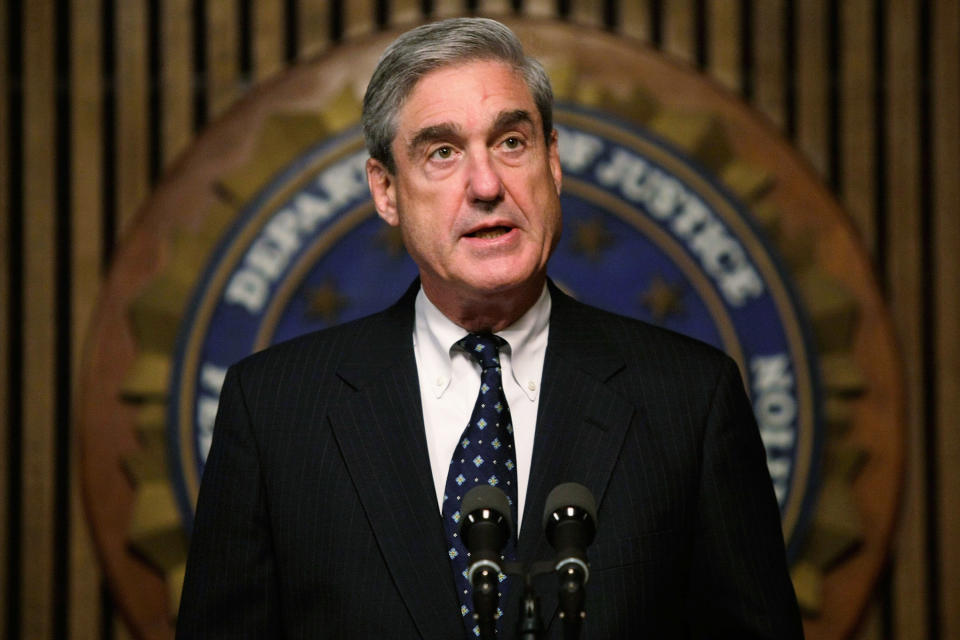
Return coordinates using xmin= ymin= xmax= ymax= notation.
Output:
xmin=442 ymin=333 xmax=518 ymax=638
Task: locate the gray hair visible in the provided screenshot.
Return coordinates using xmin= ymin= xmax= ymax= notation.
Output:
xmin=361 ymin=17 xmax=554 ymax=173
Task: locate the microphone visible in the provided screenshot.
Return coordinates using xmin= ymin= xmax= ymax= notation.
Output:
xmin=543 ymin=483 xmax=597 ymax=630
xmin=460 ymin=485 xmax=513 ymax=639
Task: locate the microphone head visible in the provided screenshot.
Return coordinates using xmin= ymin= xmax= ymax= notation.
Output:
xmin=543 ymin=482 xmax=597 ymax=548
xmin=460 ymin=485 xmax=514 ymax=549
xmin=543 ymin=483 xmax=597 ymax=529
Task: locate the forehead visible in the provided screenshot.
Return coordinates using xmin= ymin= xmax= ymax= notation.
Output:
xmin=396 ymin=60 xmax=539 ymax=132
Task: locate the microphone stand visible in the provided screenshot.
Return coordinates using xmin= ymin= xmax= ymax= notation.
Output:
xmin=472 ymin=564 xmax=499 ymax=640
xmin=516 ymin=572 xmax=543 ymax=640
xmin=505 ymin=560 xmax=556 ymax=640
xmin=557 ymin=564 xmax=586 ymax=640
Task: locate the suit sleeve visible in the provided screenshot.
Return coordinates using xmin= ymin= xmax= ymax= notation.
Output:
xmin=176 ymin=364 xmax=281 ymax=638
xmin=685 ymin=357 xmax=804 ymax=639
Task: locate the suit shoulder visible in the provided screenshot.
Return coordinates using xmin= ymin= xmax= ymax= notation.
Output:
xmin=229 ymin=305 xmax=404 ymax=380
xmin=555 ymin=297 xmax=746 ymax=426
xmin=559 ymin=293 xmax=733 ymax=371
xmin=614 ymin=310 xmax=729 ymax=367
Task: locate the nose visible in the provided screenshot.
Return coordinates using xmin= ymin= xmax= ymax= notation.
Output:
xmin=465 ymin=150 xmax=504 ymax=207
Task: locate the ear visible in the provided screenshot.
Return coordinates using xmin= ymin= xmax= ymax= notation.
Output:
xmin=548 ymin=129 xmax=562 ymax=195
xmin=366 ymin=157 xmax=399 ymax=226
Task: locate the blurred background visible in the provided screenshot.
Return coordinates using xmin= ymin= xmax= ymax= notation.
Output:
xmin=1 ymin=0 xmax=957 ymax=638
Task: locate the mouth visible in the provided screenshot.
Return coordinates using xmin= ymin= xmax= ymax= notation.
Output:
xmin=465 ymin=225 xmax=513 ymax=239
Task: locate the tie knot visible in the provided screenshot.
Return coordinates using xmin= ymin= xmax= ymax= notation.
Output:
xmin=458 ymin=333 xmax=505 ymax=370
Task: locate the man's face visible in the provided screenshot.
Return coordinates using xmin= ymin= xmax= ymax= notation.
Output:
xmin=367 ymin=60 xmax=562 ymax=310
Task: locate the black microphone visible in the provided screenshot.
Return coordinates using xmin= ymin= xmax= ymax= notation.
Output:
xmin=460 ymin=485 xmax=513 ymax=639
xmin=543 ymin=483 xmax=597 ymax=631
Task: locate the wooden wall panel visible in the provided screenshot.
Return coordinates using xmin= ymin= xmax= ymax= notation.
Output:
xmin=22 ymin=0 xmax=57 ymax=637
xmin=932 ymin=1 xmax=960 ymax=637
xmin=0 ymin=0 xmax=11 ymax=631
xmin=161 ymin=0 xmax=193 ymax=167
xmin=69 ymin=482 xmax=100 ymax=640
xmin=796 ymin=0 xmax=830 ymax=179
xmin=571 ymin=0 xmax=604 ymax=29
xmin=206 ymin=0 xmax=240 ymax=120
xmin=115 ymin=0 xmax=150 ymax=235
xmin=884 ymin=2 xmax=928 ymax=639
xmin=389 ymin=0 xmax=421 ymax=28
xmin=435 ymin=0 xmax=469 ymax=19
xmin=752 ymin=0 xmax=786 ymax=128
xmin=478 ymin=0 xmax=511 ymax=17
xmin=618 ymin=0 xmax=652 ymax=41
xmin=296 ymin=0 xmax=330 ymax=60
xmin=252 ymin=0 xmax=284 ymax=83
xmin=70 ymin=0 xmax=105 ymax=637
xmin=706 ymin=0 xmax=741 ymax=93
xmin=524 ymin=0 xmax=554 ymax=19
xmin=662 ymin=0 xmax=696 ymax=65
xmin=839 ymin=0 xmax=877 ymax=254
xmin=343 ymin=0 xmax=376 ymax=39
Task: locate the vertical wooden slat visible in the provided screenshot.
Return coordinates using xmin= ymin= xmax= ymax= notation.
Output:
xmin=343 ymin=0 xmax=375 ymax=39
xmin=111 ymin=18 xmax=149 ymax=625
xmin=388 ymin=0 xmax=422 ymax=28
xmin=433 ymin=0 xmax=466 ymax=18
xmin=885 ymin=1 xmax=929 ymax=639
xmin=752 ymin=0 xmax=786 ymax=128
xmin=115 ymin=0 xmax=149 ymax=235
xmin=933 ymin=1 xmax=960 ymax=638
xmin=523 ymin=0 xmax=554 ymax=19
xmin=795 ymin=0 xmax=829 ymax=178
xmin=0 ymin=0 xmax=10 ymax=630
xmin=206 ymin=0 xmax=240 ymax=119
xmin=619 ymin=0 xmax=652 ymax=41
xmin=662 ymin=0 xmax=696 ymax=65
xmin=22 ymin=0 xmax=57 ymax=637
xmin=706 ymin=0 xmax=742 ymax=92
xmin=839 ymin=0 xmax=877 ymax=254
xmin=69 ymin=467 xmax=101 ymax=640
xmin=477 ymin=0 xmax=510 ymax=15
xmin=252 ymin=0 xmax=284 ymax=83
xmin=570 ymin=0 xmax=604 ymax=28
xmin=296 ymin=0 xmax=330 ymax=60
xmin=70 ymin=0 xmax=105 ymax=637
xmin=161 ymin=0 xmax=193 ymax=167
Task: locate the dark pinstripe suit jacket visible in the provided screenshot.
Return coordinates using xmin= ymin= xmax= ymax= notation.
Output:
xmin=177 ymin=281 xmax=803 ymax=639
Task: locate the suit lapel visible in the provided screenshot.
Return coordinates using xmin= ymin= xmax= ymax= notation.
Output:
xmin=328 ymin=286 xmax=462 ymax=638
xmin=504 ymin=284 xmax=637 ymax=633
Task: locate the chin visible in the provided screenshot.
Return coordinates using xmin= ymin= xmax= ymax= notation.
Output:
xmin=462 ymin=271 xmax=543 ymax=299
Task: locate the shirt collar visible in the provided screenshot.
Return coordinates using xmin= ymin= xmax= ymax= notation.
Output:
xmin=414 ymin=284 xmax=551 ymax=400
xmin=496 ymin=285 xmax=550 ymax=401
xmin=414 ymin=288 xmax=466 ymax=397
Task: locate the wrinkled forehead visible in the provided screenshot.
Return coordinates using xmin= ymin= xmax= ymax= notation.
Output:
xmin=398 ymin=60 xmax=536 ymax=125
xmin=412 ymin=56 xmax=523 ymax=94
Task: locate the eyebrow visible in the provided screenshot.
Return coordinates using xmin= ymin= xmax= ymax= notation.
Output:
xmin=407 ymin=123 xmax=463 ymax=159
xmin=492 ymin=109 xmax=535 ymax=135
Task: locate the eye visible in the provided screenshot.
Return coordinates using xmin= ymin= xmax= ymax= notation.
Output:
xmin=430 ymin=145 xmax=455 ymax=160
xmin=501 ymin=136 xmax=524 ymax=150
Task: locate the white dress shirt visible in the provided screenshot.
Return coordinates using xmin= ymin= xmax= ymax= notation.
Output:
xmin=413 ymin=284 xmax=550 ymax=532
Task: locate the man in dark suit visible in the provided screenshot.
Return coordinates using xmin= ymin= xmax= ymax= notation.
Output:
xmin=177 ymin=17 xmax=803 ymax=639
